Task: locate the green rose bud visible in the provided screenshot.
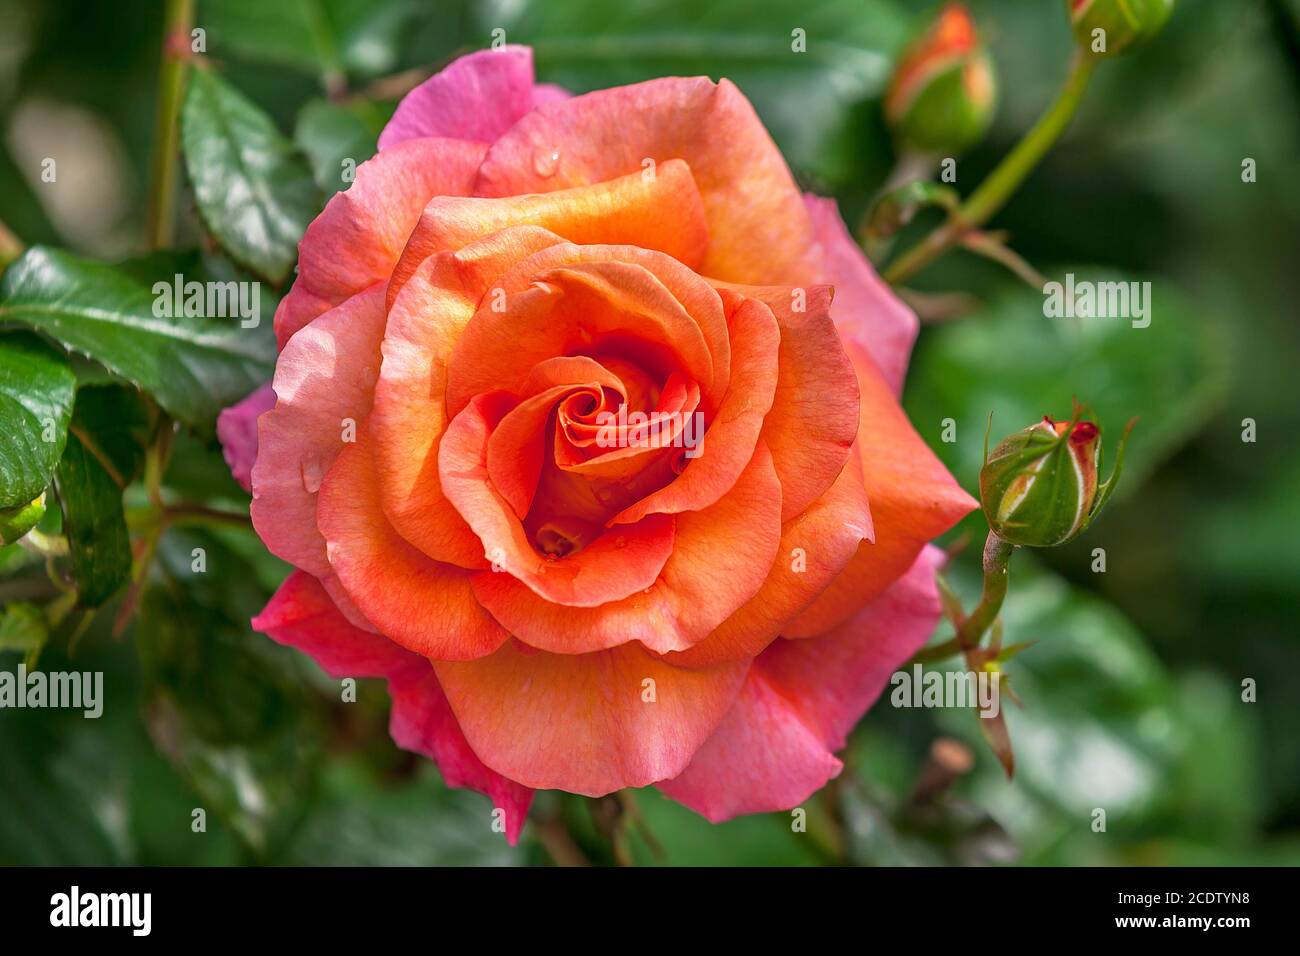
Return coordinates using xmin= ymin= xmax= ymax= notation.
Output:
xmin=979 ymin=412 xmax=1132 ymax=547
xmin=1068 ymin=0 xmax=1175 ymax=58
xmin=885 ymin=3 xmax=997 ymax=155
xmin=0 ymin=492 xmax=47 ymax=546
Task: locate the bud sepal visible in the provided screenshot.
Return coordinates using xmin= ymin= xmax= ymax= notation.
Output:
xmin=979 ymin=409 xmax=1134 ymax=548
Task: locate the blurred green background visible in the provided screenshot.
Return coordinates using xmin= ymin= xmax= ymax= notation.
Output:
xmin=1 ymin=0 xmax=1297 ymax=865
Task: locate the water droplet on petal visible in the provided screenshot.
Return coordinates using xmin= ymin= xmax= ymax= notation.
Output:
xmin=301 ymin=458 xmax=325 ymax=493
xmin=532 ymin=147 xmax=560 ymax=178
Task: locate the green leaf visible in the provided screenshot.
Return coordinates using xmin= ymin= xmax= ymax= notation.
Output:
xmin=181 ymin=68 xmax=321 ymax=284
xmin=134 ymin=530 xmax=325 ymax=854
xmin=199 ymin=0 xmax=429 ymax=80
xmin=495 ymin=0 xmax=910 ymax=187
xmin=53 ymin=424 xmax=132 ymax=608
xmin=66 ymin=384 xmax=157 ymax=488
xmin=0 ymin=247 xmax=274 ymax=429
xmin=0 ymin=332 xmax=76 ymax=508
xmin=905 ymin=268 xmax=1227 ymax=506
xmin=293 ymin=98 xmax=389 ymax=196
xmin=0 ymin=638 xmax=245 ymax=865
xmin=276 ymin=761 xmax=523 ymax=866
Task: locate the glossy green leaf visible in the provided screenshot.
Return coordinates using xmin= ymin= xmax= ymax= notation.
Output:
xmin=53 ymin=426 xmax=132 ymax=608
xmin=0 ymin=247 xmax=274 ymax=429
xmin=181 ymin=68 xmax=321 ymax=284
xmin=0 ymin=332 xmax=76 ymax=508
xmin=199 ymin=0 xmax=431 ymax=80
xmin=0 ymin=638 xmax=244 ymax=865
xmin=134 ymin=531 xmax=324 ymax=853
xmin=66 ymin=385 xmax=157 ymax=488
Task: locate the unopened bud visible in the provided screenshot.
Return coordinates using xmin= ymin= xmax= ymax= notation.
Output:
xmin=1068 ymin=0 xmax=1175 ymax=58
xmin=979 ymin=412 xmax=1133 ymax=547
xmin=885 ymin=3 xmax=997 ymax=155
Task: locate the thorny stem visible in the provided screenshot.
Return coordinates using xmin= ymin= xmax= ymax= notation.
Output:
xmin=883 ymin=50 xmax=1097 ymax=285
xmin=145 ymin=0 xmax=194 ymax=250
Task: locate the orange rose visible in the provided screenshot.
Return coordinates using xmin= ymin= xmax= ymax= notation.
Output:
xmin=218 ymin=46 xmax=974 ymax=841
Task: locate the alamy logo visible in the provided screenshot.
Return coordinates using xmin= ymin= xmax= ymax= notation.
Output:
xmin=0 ymin=664 xmax=102 ymax=718
xmin=1042 ymin=273 xmax=1152 ymax=328
xmin=152 ymin=273 xmax=261 ymax=328
xmin=50 ymin=886 xmax=151 ymax=936
xmin=889 ymin=664 xmax=1002 ymax=719
xmin=594 ymin=407 xmax=705 ymax=458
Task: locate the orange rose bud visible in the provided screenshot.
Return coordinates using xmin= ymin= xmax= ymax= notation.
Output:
xmin=1068 ymin=0 xmax=1175 ymax=58
xmin=979 ymin=411 xmax=1133 ymax=547
xmin=885 ymin=3 xmax=996 ymax=155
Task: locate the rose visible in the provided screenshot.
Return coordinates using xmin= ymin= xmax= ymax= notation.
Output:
xmin=217 ymin=46 xmax=975 ymax=843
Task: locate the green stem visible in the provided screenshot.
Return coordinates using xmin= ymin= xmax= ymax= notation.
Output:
xmin=956 ymin=531 xmax=1015 ymax=652
xmin=145 ymin=0 xmax=194 ymax=250
xmin=883 ymin=50 xmax=1097 ymax=285
xmin=914 ymin=532 xmax=1016 ymax=665
xmin=163 ymin=503 xmax=253 ymax=530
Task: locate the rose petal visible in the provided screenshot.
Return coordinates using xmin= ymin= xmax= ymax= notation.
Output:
xmin=485 ymin=355 xmax=625 ymax=517
xmin=783 ymin=345 xmax=977 ymax=636
xmin=388 ymin=160 xmax=709 ymax=310
xmin=445 ymin=248 xmax=724 ymax=421
xmin=434 ymin=638 xmax=749 ymax=795
xmin=439 ymin=391 xmax=677 ymax=607
xmin=714 ymin=282 xmax=860 ymax=520
xmin=475 ymin=76 xmax=822 ymax=286
xmin=664 ymin=453 xmax=873 ymax=668
xmin=472 ymin=441 xmax=782 ymax=655
xmin=378 ymin=46 xmax=539 ymax=151
xmin=369 ymin=226 xmax=569 ymax=568
xmin=252 ymin=284 xmax=388 ymax=583
xmin=253 ymin=571 xmax=532 ymax=843
xmin=217 ymin=382 xmax=275 ymax=492
xmin=275 ymin=136 xmax=485 ymax=348
xmin=610 ymin=291 xmax=778 ymax=525
xmin=805 ymin=193 xmax=918 ymax=394
xmin=316 ymin=429 xmax=509 ymax=660
xmin=658 ymin=545 xmax=945 ymax=821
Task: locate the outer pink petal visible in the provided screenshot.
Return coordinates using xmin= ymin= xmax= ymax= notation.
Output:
xmin=252 ymin=571 xmax=533 ymax=843
xmin=275 ymin=137 xmax=486 ymax=348
xmin=251 ymin=284 xmax=387 ymax=584
xmin=216 ymin=382 xmax=275 ymax=492
xmin=378 ymin=46 xmax=540 ymax=150
xmin=532 ymin=82 xmax=570 ymax=107
xmin=434 ymin=639 xmax=749 ymax=796
xmin=804 ymin=193 xmax=918 ymax=394
xmin=658 ymin=545 xmax=946 ymax=821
